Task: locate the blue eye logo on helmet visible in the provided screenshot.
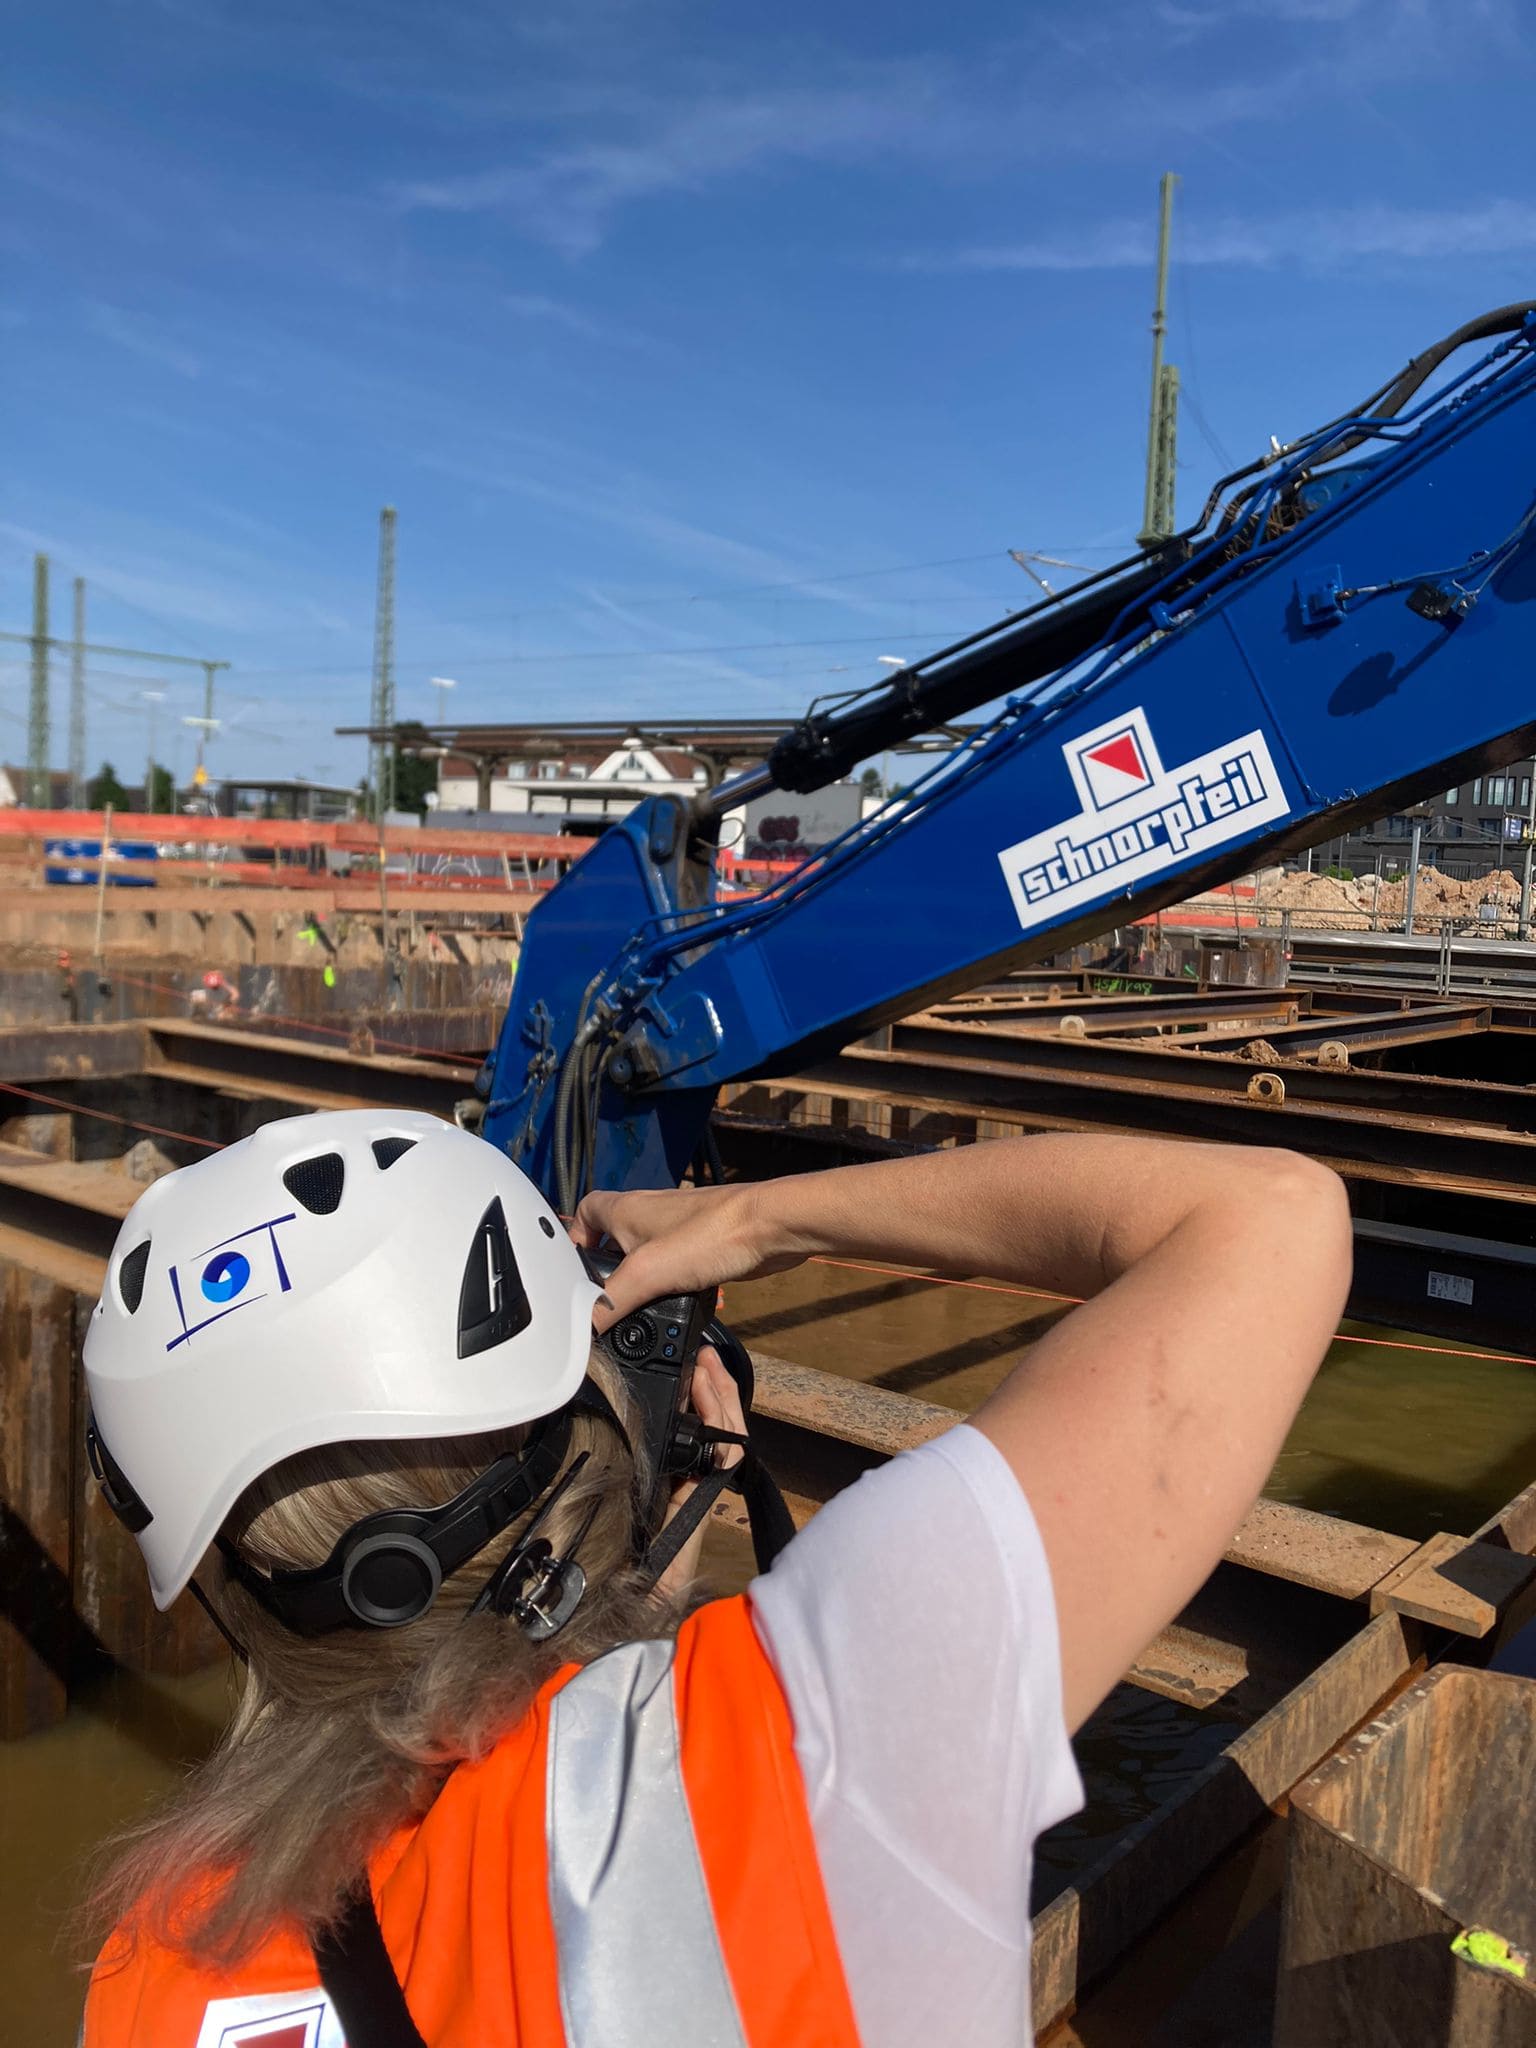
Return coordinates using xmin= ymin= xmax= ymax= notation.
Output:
xmin=201 ymin=1250 xmax=251 ymax=1303
xmin=166 ymin=1213 xmax=297 ymax=1350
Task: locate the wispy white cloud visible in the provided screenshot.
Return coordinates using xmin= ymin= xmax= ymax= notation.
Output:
xmin=894 ymin=198 xmax=1536 ymax=275
xmin=1156 ymin=0 xmax=1522 ymax=52
xmin=500 ymin=290 xmax=663 ymax=352
xmin=389 ymin=64 xmax=956 ymax=256
xmin=504 ymin=291 xmax=609 ymax=335
xmin=381 ymin=0 xmax=1471 ymax=259
xmin=1159 ymin=0 xmax=1381 ymax=26
xmin=0 ymin=513 xmax=342 ymax=641
xmin=412 ymin=444 xmax=903 ymax=627
xmin=83 ymin=301 xmax=202 ymax=378
xmin=571 ymin=583 xmax=787 ymax=696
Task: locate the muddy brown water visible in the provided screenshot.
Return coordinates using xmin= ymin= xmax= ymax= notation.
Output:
xmin=9 ymin=1258 xmax=1536 ymax=2040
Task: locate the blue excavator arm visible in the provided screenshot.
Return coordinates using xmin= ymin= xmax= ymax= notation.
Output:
xmin=481 ymin=306 xmax=1536 ymax=1207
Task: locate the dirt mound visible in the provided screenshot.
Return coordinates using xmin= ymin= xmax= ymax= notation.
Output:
xmin=1172 ymin=862 xmax=1527 ymax=933
xmin=1371 ymin=865 xmax=1523 ymax=927
xmin=1253 ymin=871 xmax=1368 ymax=928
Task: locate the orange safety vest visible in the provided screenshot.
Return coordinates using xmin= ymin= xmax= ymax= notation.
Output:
xmin=83 ymin=1594 xmax=861 ymax=2048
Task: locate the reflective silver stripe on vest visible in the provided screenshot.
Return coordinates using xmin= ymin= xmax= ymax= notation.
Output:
xmin=546 ymin=1638 xmax=748 ymax=2048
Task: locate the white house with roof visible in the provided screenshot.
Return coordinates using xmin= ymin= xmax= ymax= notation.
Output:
xmin=429 ymin=723 xmax=867 ymax=857
xmin=436 ymin=737 xmax=707 ymax=824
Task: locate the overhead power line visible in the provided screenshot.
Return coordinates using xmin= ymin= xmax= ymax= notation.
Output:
xmin=233 ymin=626 xmax=965 ymax=686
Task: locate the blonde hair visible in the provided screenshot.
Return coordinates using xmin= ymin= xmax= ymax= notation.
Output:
xmin=87 ymin=1354 xmax=683 ymax=1966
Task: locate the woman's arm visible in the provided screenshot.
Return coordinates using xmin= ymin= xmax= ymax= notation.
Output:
xmin=574 ymin=1135 xmax=1351 ymax=1730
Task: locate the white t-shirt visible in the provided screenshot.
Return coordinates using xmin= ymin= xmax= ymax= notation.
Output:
xmin=748 ymin=1423 xmax=1083 ymax=2048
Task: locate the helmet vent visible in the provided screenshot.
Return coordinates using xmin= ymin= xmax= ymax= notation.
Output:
xmin=117 ymin=1239 xmax=151 ymax=1314
xmin=282 ymin=1152 xmax=346 ymax=1215
xmin=371 ymin=1136 xmax=417 ymax=1171
xmin=458 ymin=1196 xmax=533 ymax=1358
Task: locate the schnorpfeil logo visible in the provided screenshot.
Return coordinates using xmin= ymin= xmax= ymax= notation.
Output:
xmin=997 ymin=707 xmax=1289 ymax=931
xmin=192 ymin=1986 xmax=342 ymax=2046
xmin=1063 ymin=709 xmax=1163 ymax=814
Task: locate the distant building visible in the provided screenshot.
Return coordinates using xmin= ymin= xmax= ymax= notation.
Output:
xmin=436 ymin=738 xmax=707 ymax=826
xmin=1335 ymin=758 xmax=1535 ymax=877
xmin=216 ymin=777 xmax=359 ymax=822
xmin=0 ymin=765 xmax=72 ymax=807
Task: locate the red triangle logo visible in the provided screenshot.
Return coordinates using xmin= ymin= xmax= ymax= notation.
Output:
xmin=1086 ymin=733 xmax=1147 ymax=783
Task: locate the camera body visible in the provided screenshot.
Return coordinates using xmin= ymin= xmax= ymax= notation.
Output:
xmin=587 ymin=1250 xmax=718 ymax=1530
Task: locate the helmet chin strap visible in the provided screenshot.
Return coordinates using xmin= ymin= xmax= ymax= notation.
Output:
xmin=214 ymin=1337 xmax=794 ymax=1645
xmin=187 ymin=1573 xmax=249 ymax=1664
xmin=218 ymin=1410 xmax=576 ymax=1637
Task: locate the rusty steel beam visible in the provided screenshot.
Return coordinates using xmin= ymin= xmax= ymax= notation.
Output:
xmin=787 ymin=1046 xmax=1536 ymax=1192
xmin=144 ymin=1018 xmax=476 ymax=1119
xmin=0 ymin=1258 xmax=78 ymax=1737
xmin=1173 ymin=1002 xmax=1492 ymax=1056
xmin=1350 ymin=1218 xmax=1536 ymax=1356
xmin=0 ymin=1219 xmax=221 ymax=1739
xmin=0 ymin=1020 xmax=147 ymax=1084
xmin=1029 ymin=1608 xmax=1427 ymax=2038
xmin=0 ymin=1145 xmax=137 ymax=1263
xmin=714 ymin=1108 xmax=1536 ymax=1353
xmin=923 ymin=987 xmax=1308 ymax=1031
xmin=885 ymin=1017 xmax=1536 ymax=1134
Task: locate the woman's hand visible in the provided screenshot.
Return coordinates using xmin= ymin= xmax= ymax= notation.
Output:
xmin=571 ymin=1182 xmax=806 ymax=1331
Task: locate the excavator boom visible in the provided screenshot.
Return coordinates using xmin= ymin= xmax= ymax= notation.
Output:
xmin=481 ymin=307 xmax=1536 ymax=1205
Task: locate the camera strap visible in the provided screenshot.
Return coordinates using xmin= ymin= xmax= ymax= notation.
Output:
xmin=638 ymin=1433 xmax=796 ymax=1585
xmin=312 ymin=1886 xmax=426 ymax=2048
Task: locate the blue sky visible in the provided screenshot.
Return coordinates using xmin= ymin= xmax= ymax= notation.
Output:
xmin=4 ymin=0 xmax=1534 ymax=791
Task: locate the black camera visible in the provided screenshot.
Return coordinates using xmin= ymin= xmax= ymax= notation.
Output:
xmin=586 ymin=1250 xmax=718 ymax=1531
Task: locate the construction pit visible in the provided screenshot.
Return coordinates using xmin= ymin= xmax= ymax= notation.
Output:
xmin=5 ymin=920 xmax=1536 ymax=2043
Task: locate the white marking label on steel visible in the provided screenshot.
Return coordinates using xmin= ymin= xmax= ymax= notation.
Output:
xmin=997 ymin=710 xmax=1290 ymax=932
xmin=1427 ymin=1270 xmax=1475 ymax=1306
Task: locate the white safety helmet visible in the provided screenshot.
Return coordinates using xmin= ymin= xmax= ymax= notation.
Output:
xmin=83 ymin=1109 xmax=602 ymax=1611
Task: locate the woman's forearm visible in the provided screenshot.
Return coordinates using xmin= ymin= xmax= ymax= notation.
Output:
xmin=742 ymin=1133 xmax=1309 ymax=1301
xmin=574 ymin=1132 xmax=1345 ymax=1332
